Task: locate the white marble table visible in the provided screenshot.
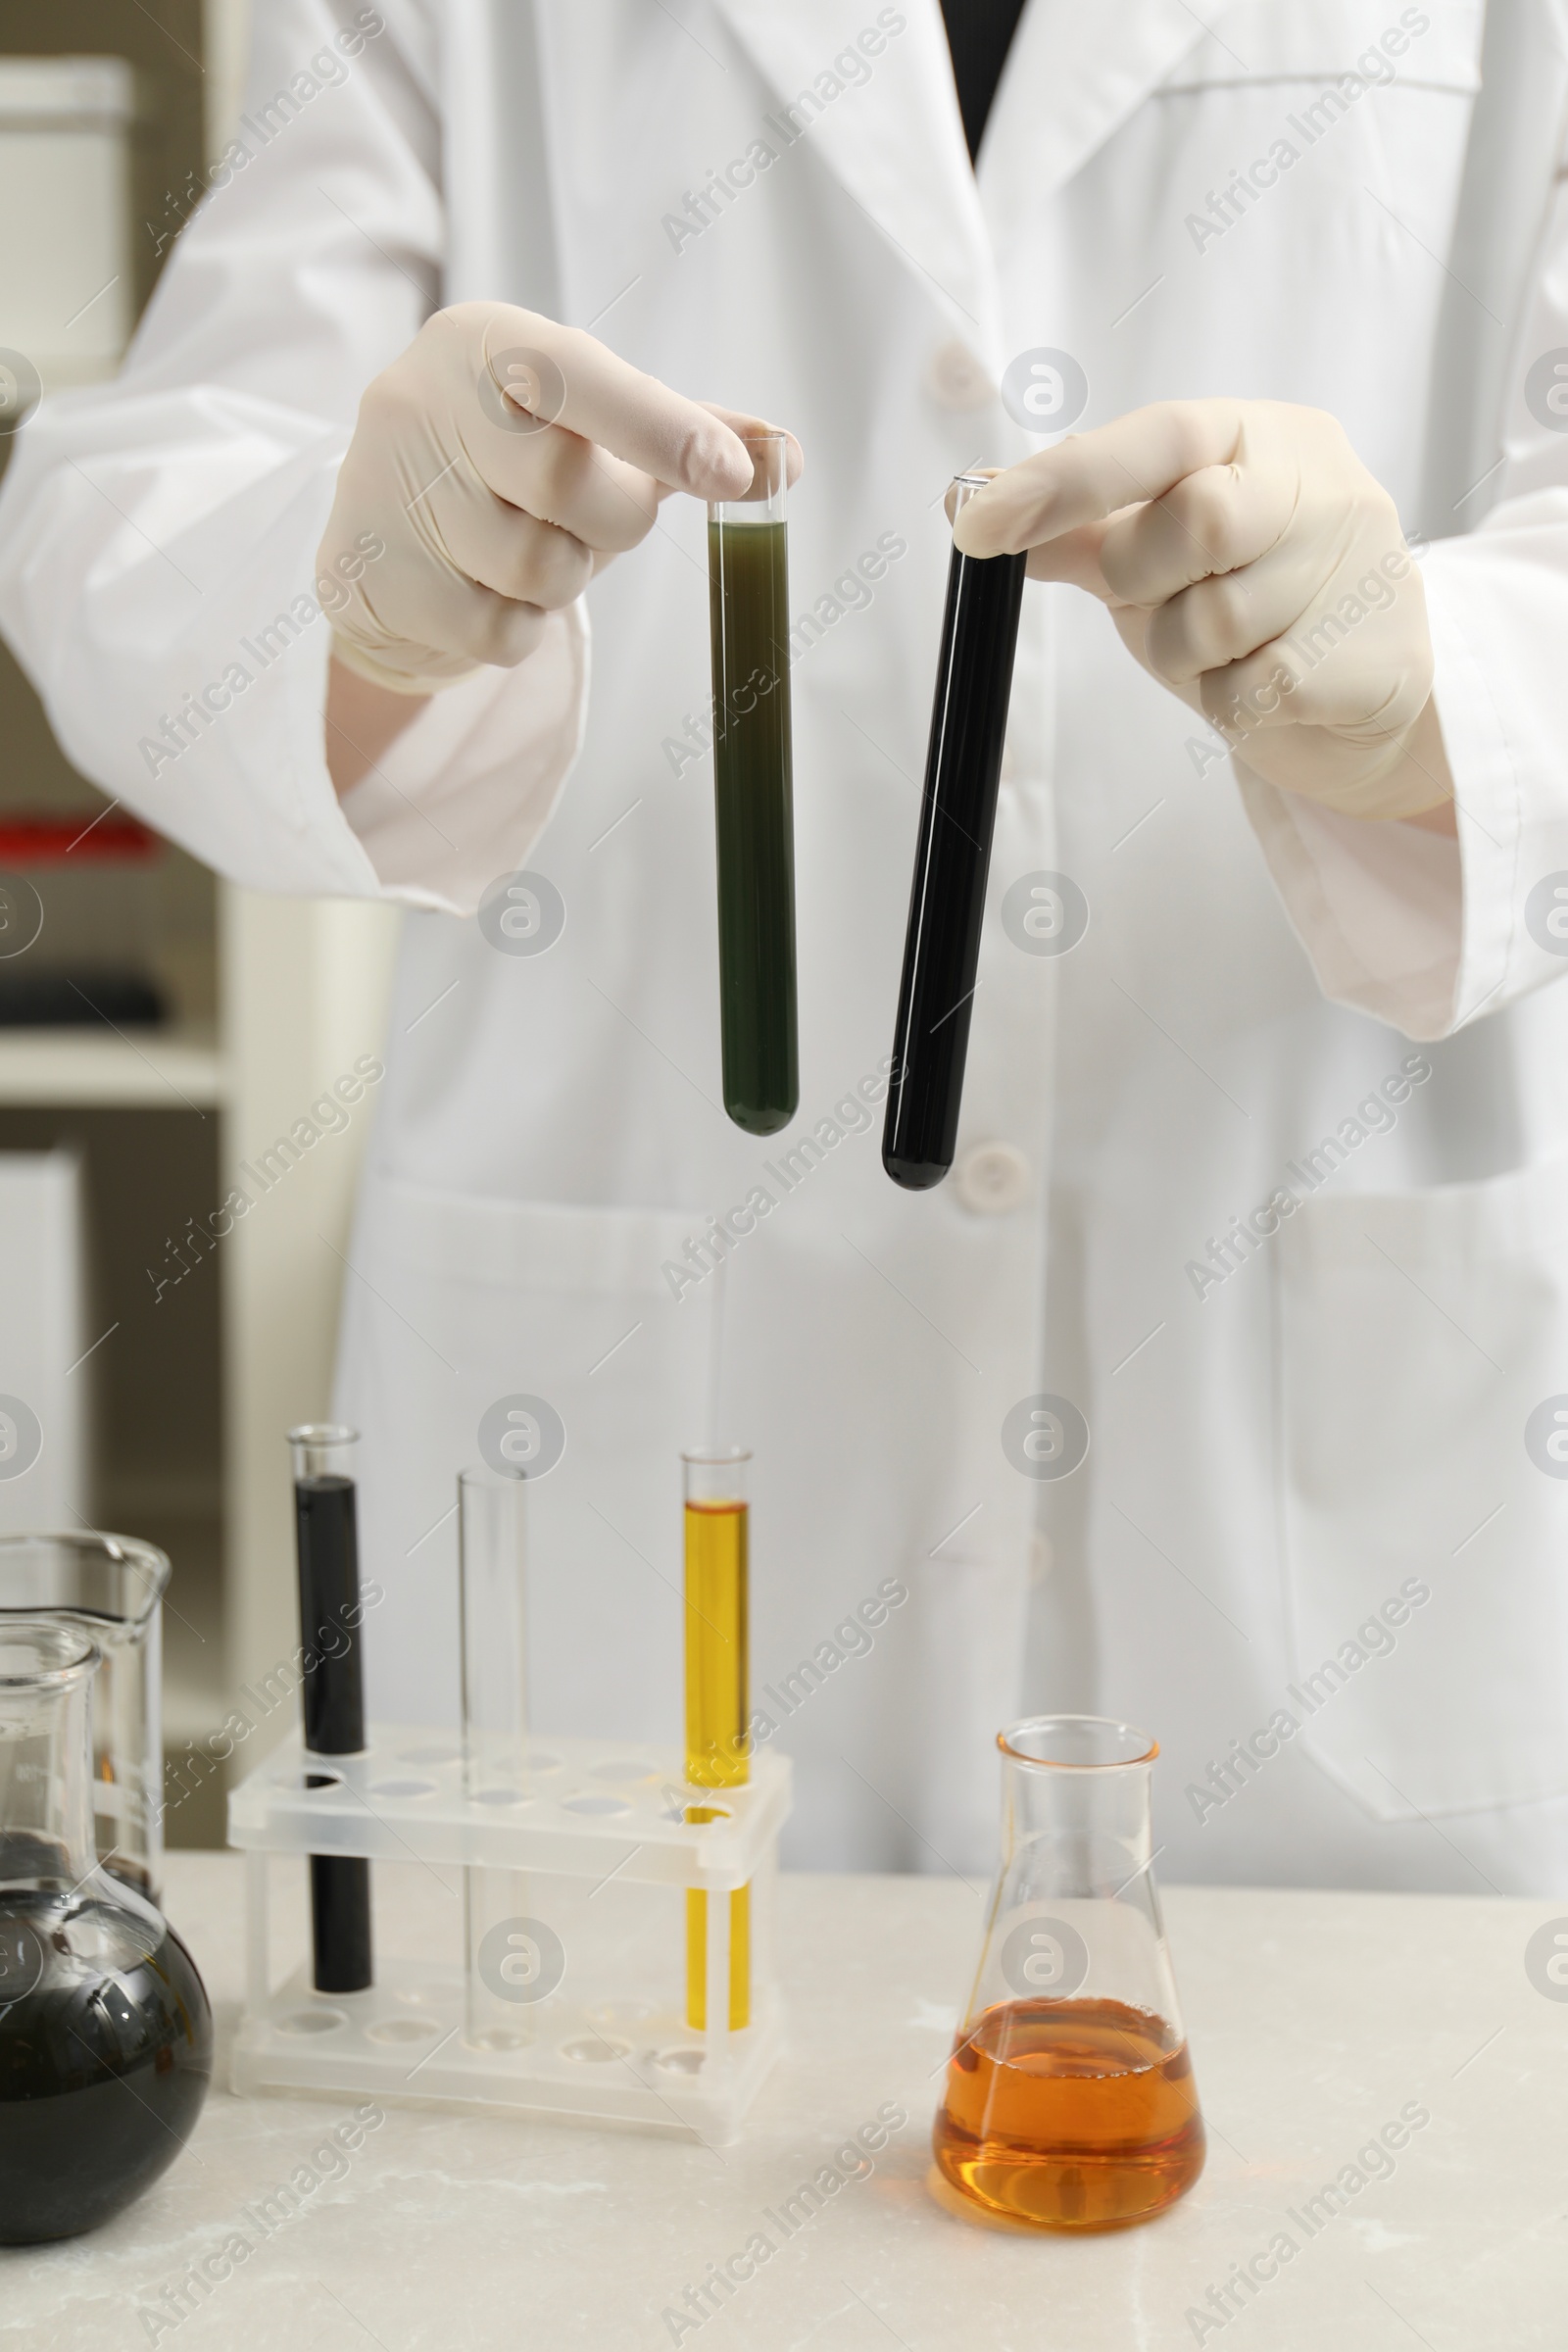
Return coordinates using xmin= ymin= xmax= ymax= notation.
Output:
xmin=8 ymin=1856 xmax=1567 ymax=2350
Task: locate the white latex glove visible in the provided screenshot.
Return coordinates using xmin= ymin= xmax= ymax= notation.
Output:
xmin=954 ymin=400 xmax=1451 ymax=820
xmin=318 ymin=301 xmax=801 ymax=694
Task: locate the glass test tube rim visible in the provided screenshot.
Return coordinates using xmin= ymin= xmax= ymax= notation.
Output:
xmin=683 ymin=1445 xmax=752 ymax=1507
xmin=0 ymin=1618 xmax=100 ymax=1691
xmin=950 ymin=468 xmax=993 ymax=514
xmin=288 ymin=1424 xmax=361 ymax=1480
xmin=998 ymin=1713 xmax=1159 ymax=1773
xmin=710 ymin=428 xmax=788 ymax=518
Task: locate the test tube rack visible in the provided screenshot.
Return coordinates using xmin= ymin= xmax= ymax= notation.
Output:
xmin=228 ymin=1724 xmax=791 ymax=2143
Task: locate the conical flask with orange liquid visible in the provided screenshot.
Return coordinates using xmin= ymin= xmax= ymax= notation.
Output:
xmin=934 ymin=1714 xmax=1205 ymax=2231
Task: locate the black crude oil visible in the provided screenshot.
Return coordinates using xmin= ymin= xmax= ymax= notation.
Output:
xmin=0 ymin=1887 xmax=212 ymax=2242
xmin=884 ymin=507 xmax=1026 ymax=1188
xmin=295 ymin=1472 xmax=372 ymax=1993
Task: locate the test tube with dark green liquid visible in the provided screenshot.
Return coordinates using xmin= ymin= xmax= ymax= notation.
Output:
xmin=708 ymin=433 xmax=799 ymax=1135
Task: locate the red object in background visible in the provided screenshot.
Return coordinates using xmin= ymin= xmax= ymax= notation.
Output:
xmin=0 ymin=812 xmax=161 ymax=864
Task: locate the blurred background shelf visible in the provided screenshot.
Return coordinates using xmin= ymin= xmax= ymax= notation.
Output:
xmin=0 ymin=0 xmax=401 ymax=1843
xmin=0 ymin=1022 xmax=225 ymax=1105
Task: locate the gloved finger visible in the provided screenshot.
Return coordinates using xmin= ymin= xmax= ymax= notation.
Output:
xmin=449 ymin=584 xmax=552 ymax=668
xmin=353 ymin=547 xmax=550 ymax=673
xmin=374 ymin=369 xmax=660 ymax=565
xmin=1107 ymin=603 xmax=1207 ymax=714
xmin=1144 ymin=528 xmax=1339 ymax=684
xmin=942 ymin=466 xmax=1000 ymax=525
xmin=474 ymin=308 xmax=755 ymax=498
xmin=353 ymin=327 xmax=665 ymax=557
xmin=1197 ymin=603 xmax=1433 ymax=742
xmin=524 ymin=407 xmax=800 ymax=537
xmin=430 ymin=479 xmax=596 ymax=612
xmin=1097 ymin=458 xmax=1296 ymax=608
xmin=1021 ymin=514 xmax=1124 ymax=597
xmin=946 ymin=471 xmax=1123 ymax=597
xmin=651 ymin=404 xmax=805 ymax=508
xmin=953 ymin=399 xmax=1246 ymax=557
xmin=490 ymin=424 xmax=662 ymax=555
xmin=702 ymin=404 xmax=805 ymax=485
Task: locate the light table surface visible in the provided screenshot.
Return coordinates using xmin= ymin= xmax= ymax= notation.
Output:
xmin=7 ymin=1854 xmax=1566 ymax=2350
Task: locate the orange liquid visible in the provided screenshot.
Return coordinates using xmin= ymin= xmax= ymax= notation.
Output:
xmin=934 ymin=1997 xmax=1205 ymax=2230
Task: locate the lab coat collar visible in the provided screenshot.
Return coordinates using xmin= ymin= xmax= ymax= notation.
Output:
xmin=705 ymin=1 xmax=1214 ymax=357
xmin=706 ymin=0 xmax=1001 ymax=348
xmin=981 ymin=0 xmax=1215 ymax=214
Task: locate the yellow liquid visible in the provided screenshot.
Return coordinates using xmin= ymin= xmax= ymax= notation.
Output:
xmin=685 ymin=1497 xmax=749 ymax=2030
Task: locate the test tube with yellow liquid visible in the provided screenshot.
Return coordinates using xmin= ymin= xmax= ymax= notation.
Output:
xmin=683 ymin=1446 xmax=751 ymax=2032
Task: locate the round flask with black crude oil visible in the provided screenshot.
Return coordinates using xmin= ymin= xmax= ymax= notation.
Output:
xmin=0 ymin=1622 xmax=211 ymax=2243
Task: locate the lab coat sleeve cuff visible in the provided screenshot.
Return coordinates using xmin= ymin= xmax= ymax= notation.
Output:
xmin=1235 ymin=772 xmax=1465 ymax=1044
xmin=337 ymin=601 xmax=591 ymax=913
xmin=1238 ymin=513 xmax=1568 ymax=1043
xmin=1241 ymin=538 xmax=1560 ymax=1044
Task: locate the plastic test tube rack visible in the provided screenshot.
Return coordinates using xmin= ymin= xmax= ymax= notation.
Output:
xmin=228 ymin=1724 xmax=791 ymax=2141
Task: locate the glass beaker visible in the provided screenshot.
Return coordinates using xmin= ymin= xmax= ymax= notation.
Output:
xmin=0 ymin=1531 xmax=170 ymax=1896
xmin=0 ymin=1621 xmax=211 ymax=2242
xmin=683 ymin=1446 xmax=750 ymax=2032
xmin=934 ymin=1715 xmax=1204 ymax=2231
xmin=459 ymin=1467 xmax=530 ymax=2048
xmin=708 ymin=432 xmax=799 ymax=1136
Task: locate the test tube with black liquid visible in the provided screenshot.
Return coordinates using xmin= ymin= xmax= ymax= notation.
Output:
xmin=883 ymin=473 xmax=1028 ymax=1190
xmin=289 ymin=1423 xmax=372 ymax=1993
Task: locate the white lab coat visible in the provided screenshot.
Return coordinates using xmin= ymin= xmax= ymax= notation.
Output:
xmin=7 ymin=0 xmax=1568 ymax=1890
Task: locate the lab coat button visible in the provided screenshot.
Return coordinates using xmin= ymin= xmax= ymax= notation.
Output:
xmin=925 ymin=338 xmax=995 ymax=412
xmin=953 ymin=1141 xmax=1030 ymax=1214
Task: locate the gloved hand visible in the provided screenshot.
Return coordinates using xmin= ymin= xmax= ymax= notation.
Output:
xmin=318 ymin=301 xmax=801 ymax=694
xmin=954 ymin=400 xmax=1451 ymax=820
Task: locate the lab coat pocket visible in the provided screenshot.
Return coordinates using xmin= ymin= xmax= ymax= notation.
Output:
xmin=336 ymin=1175 xmax=715 ymax=1740
xmin=1276 ymin=1152 xmax=1568 ymax=1821
xmin=1147 ymin=1 xmax=1481 ymax=332
xmin=1166 ymin=2 xmax=1480 ymax=92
